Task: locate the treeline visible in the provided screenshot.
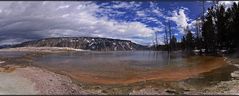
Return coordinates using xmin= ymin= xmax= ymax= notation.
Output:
xmin=155 ymin=2 xmax=239 ymax=55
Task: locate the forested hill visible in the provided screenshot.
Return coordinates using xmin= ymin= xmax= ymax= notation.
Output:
xmin=13 ymin=37 xmax=149 ymax=51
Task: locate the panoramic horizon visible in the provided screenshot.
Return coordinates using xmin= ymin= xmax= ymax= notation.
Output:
xmin=0 ymin=1 xmax=236 ymax=46
xmin=0 ymin=0 xmax=239 ymax=95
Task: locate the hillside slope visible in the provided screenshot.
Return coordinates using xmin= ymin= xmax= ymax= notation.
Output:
xmin=13 ymin=37 xmax=148 ymax=51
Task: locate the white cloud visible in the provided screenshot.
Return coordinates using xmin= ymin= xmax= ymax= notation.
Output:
xmin=0 ymin=38 xmax=30 ymax=45
xmin=57 ymin=5 xmax=70 ymax=9
xmin=111 ymin=2 xmax=129 ymax=8
xmin=152 ymin=8 xmax=164 ymax=17
xmin=166 ymin=8 xmax=189 ymax=34
xmin=0 ymin=1 xmax=158 ymax=45
xmin=188 ymin=19 xmax=197 ymax=29
xmin=136 ymin=11 xmax=145 ymax=17
xmin=218 ymin=1 xmax=239 ymax=9
xmin=206 ymin=1 xmax=212 ymax=3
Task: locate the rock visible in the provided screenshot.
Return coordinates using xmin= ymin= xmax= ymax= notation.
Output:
xmin=233 ymin=64 xmax=239 ymax=68
xmin=165 ymin=89 xmax=178 ymax=94
xmin=130 ymin=88 xmax=166 ymax=95
xmin=231 ymin=71 xmax=239 ymax=79
xmin=0 ymin=61 xmax=5 ymax=64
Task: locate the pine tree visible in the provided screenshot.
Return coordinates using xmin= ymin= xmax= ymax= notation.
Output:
xmin=181 ymin=36 xmax=186 ymax=51
xmin=186 ymin=30 xmax=194 ymax=52
xmin=231 ymin=2 xmax=239 ymax=50
xmin=215 ymin=5 xmax=227 ymax=50
xmin=202 ymin=7 xmax=216 ymax=53
xmin=225 ymin=7 xmax=233 ymax=51
xmin=170 ymin=35 xmax=177 ymax=51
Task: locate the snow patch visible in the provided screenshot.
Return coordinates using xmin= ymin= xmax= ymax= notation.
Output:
xmin=0 ymin=61 xmax=5 ymax=64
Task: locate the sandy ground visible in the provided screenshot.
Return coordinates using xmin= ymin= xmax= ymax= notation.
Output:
xmin=0 ymin=64 xmax=96 ymax=95
xmin=0 ymin=47 xmax=84 ymax=53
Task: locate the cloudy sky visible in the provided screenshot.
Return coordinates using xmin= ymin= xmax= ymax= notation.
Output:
xmin=0 ymin=1 xmax=237 ymax=46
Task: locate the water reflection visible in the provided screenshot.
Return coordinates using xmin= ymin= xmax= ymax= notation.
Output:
xmin=28 ymin=51 xmax=227 ymax=84
xmin=0 ymin=51 xmax=28 ymax=58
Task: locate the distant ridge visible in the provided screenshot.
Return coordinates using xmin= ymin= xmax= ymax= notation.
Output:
xmin=13 ymin=37 xmax=149 ymax=51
